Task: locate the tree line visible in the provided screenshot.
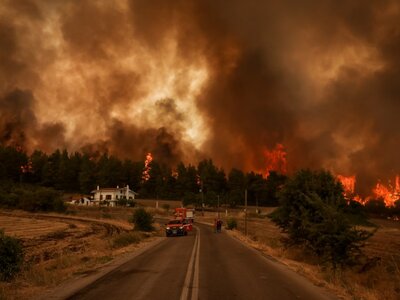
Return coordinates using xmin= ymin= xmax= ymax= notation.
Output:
xmin=1 ymin=145 xmax=399 ymax=213
xmin=0 ymin=145 xmax=287 ymax=207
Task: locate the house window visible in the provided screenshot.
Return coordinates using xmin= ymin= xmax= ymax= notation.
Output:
xmin=106 ymin=195 xmax=112 ymax=200
xmin=100 ymin=195 xmax=103 ymax=200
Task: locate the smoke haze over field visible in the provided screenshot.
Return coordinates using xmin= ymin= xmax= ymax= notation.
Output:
xmin=0 ymin=0 xmax=399 ymax=194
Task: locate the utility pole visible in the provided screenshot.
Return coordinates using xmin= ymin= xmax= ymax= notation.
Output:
xmin=201 ymin=182 xmax=204 ymax=216
xmin=244 ymin=189 xmax=248 ymax=236
xmin=217 ymin=195 xmax=220 ymax=218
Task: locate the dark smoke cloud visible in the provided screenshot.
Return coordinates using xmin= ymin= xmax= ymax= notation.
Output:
xmin=0 ymin=0 xmax=399 ymax=194
xmin=0 ymin=88 xmax=66 ymax=151
xmin=37 ymin=122 xmax=66 ymax=153
xmin=0 ymin=89 xmax=37 ymax=147
xmin=87 ymin=119 xmax=190 ymax=167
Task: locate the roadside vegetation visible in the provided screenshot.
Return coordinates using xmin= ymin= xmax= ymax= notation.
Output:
xmin=226 ymin=217 xmax=238 ymax=230
xmin=270 ymin=170 xmax=374 ymax=268
xmin=0 ymin=229 xmax=24 ymax=281
xmin=130 ymin=207 xmax=154 ymax=231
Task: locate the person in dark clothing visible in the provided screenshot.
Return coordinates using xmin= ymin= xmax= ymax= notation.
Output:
xmin=216 ymin=219 xmax=222 ymax=233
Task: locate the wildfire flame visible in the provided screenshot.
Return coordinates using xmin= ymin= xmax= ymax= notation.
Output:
xmin=372 ymin=176 xmax=400 ymax=207
xmin=337 ymin=174 xmax=356 ymax=197
xmin=337 ymin=174 xmax=400 ymax=207
xmin=264 ymin=143 xmax=287 ymax=178
xmin=142 ymin=152 xmax=153 ymax=182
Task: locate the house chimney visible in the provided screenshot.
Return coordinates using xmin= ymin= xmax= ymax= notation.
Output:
xmin=97 ymin=185 xmax=99 ymax=190
xmin=117 ymin=185 xmax=119 ymax=189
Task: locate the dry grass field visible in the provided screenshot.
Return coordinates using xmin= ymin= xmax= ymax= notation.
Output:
xmin=0 ymin=216 xmax=69 ymax=239
xmin=197 ymin=207 xmax=400 ymax=300
xmin=0 ymin=207 xmax=165 ymax=300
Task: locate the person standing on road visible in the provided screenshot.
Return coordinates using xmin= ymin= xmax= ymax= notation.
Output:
xmin=216 ymin=219 xmax=222 ymax=233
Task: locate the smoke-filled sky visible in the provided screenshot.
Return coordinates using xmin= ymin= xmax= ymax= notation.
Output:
xmin=1 ymin=0 xmax=399 ymax=194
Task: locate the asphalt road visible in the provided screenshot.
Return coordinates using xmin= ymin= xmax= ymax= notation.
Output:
xmin=68 ymin=223 xmax=337 ymax=300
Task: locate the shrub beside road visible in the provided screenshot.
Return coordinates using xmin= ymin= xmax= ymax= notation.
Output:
xmin=0 ymin=229 xmax=24 ymax=281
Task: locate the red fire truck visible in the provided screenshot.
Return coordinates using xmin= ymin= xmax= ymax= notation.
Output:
xmin=174 ymin=207 xmax=195 ymax=224
xmin=175 ymin=208 xmax=194 ymax=231
xmin=165 ymin=208 xmax=195 ymax=237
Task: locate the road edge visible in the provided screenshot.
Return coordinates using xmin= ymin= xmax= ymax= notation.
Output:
xmin=38 ymin=236 xmax=166 ymax=300
xmin=195 ymin=220 xmax=338 ymax=300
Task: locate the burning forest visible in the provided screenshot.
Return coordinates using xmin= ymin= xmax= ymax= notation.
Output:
xmin=0 ymin=1 xmax=400 ymax=203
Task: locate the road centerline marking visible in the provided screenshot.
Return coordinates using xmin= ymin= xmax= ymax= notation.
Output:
xmin=191 ymin=227 xmax=200 ymax=300
xmin=180 ymin=227 xmax=199 ymax=300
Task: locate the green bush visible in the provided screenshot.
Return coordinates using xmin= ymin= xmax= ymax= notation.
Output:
xmin=0 ymin=230 xmax=24 ymax=281
xmin=130 ymin=208 xmax=154 ymax=231
xmin=226 ymin=217 xmax=238 ymax=230
xmin=270 ymin=169 xmax=373 ymax=268
xmin=117 ymin=198 xmax=135 ymax=207
xmin=127 ymin=200 xmax=135 ymax=207
xmin=117 ymin=198 xmax=127 ymax=206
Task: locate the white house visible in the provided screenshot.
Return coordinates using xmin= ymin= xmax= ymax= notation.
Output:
xmin=91 ymin=185 xmax=138 ymax=207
